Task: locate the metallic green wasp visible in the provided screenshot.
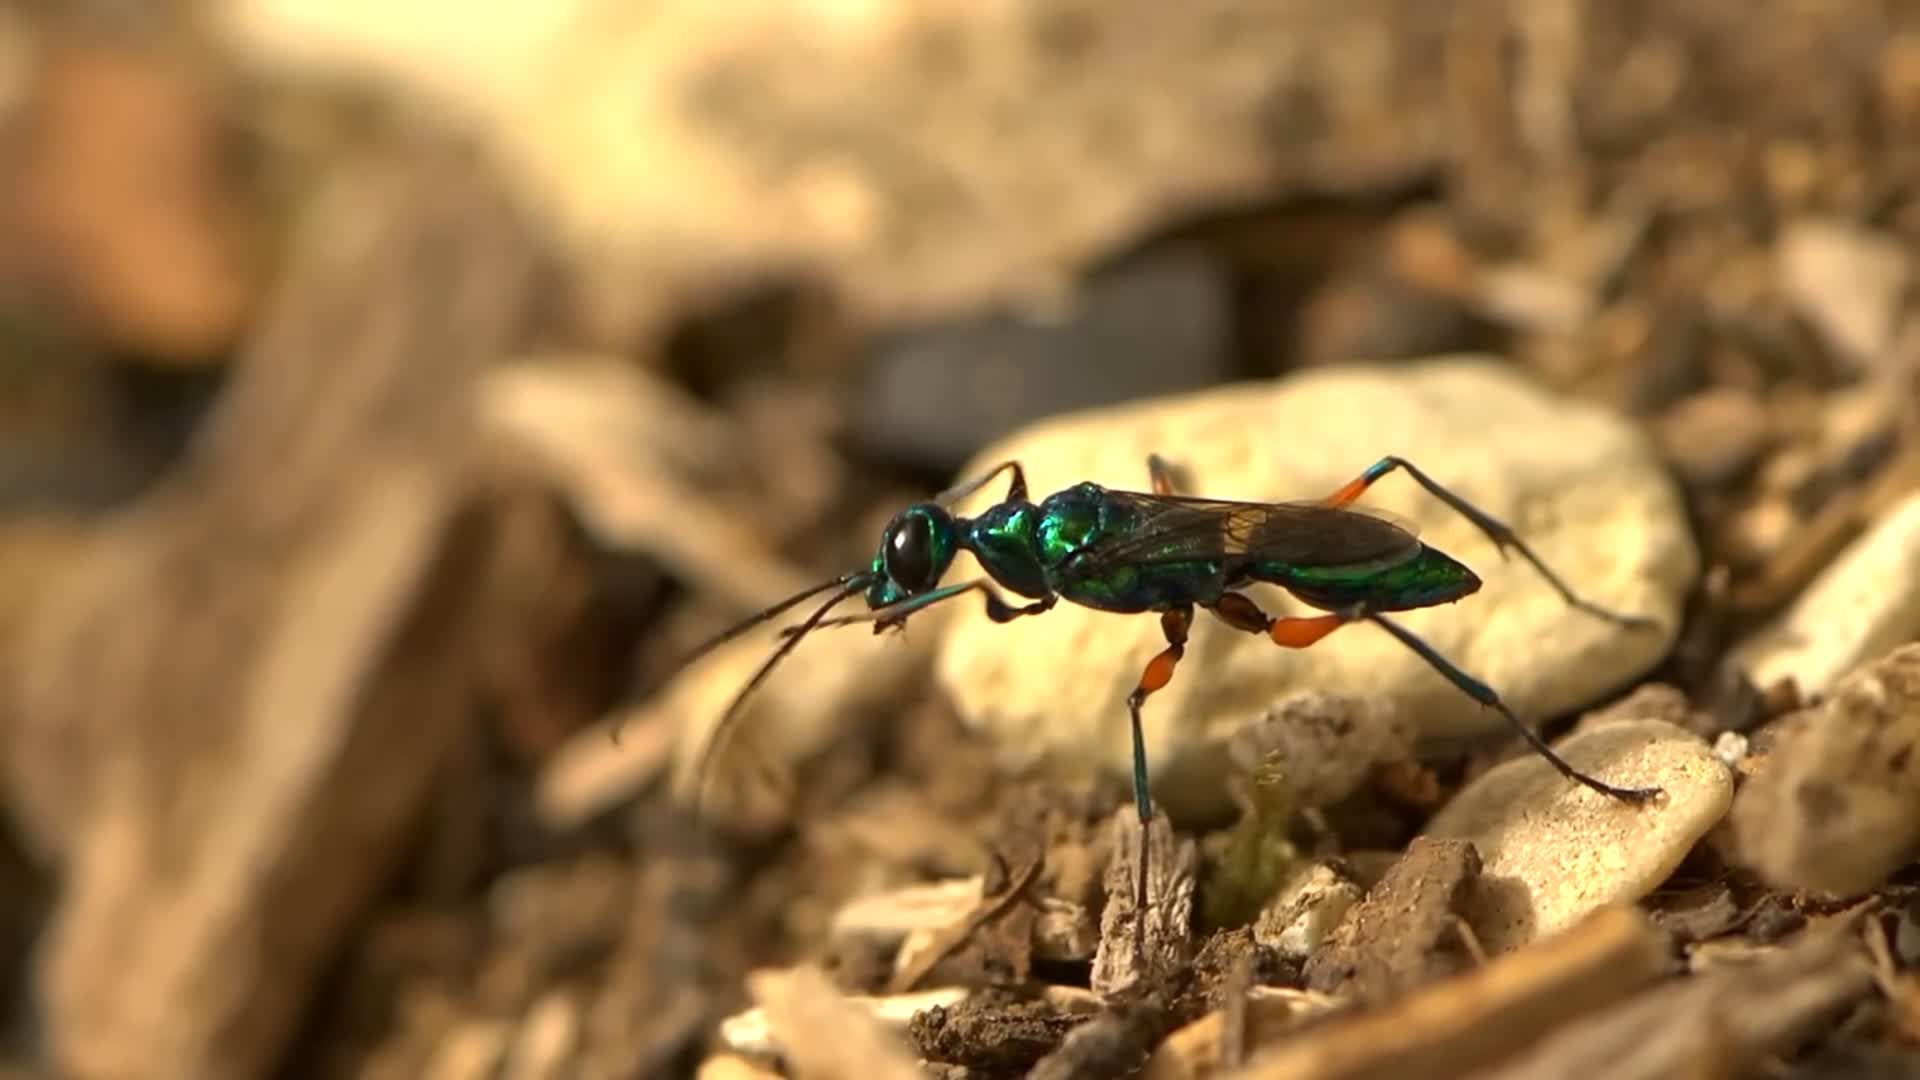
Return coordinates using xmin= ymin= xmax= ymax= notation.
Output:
xmin=666 ymin=453 xmax=1663 ymax=958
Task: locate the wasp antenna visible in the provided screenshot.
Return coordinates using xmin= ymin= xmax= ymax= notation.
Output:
xmin=689 ymin=575 xmax=871 ymax=821
xmin=610 ymin=572 xmax=863 ymax=746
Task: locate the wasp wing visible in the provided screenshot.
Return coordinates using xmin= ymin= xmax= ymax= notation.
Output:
xmin=1067 ymin=490 xmax=1422 ymax=577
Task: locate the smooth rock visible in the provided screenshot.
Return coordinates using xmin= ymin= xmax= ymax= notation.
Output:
xmin=1731 ymin=643 xmax=1920 ymax=897
xmin=1653 ymin=388 xmax=1772 ymax=489
xmin=1227 ymin=692 xmax=1410 ymax=810
xmin=1253 ymin=860 xmax=1364 ymax=961
xmin=1426 ymin=718 xmax=1733 ymax=954
xmin=1733 ymin=491 xmax=1920 ymax=697
xmin=935 ymin=358 xmax=1696 ymax=817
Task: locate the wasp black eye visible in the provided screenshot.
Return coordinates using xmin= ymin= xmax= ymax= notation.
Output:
xmin=884 ymin=512 xmax=937 ymax=593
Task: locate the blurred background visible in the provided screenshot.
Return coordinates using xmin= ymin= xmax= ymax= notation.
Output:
xmin=0 ymin=1 xmax=1916 ymax=1078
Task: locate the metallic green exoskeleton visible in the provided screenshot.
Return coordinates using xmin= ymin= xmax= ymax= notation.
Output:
xmin=660 ymin=452 xmax=1664 ymax=959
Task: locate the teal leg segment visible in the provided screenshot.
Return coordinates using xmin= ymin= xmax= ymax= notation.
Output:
xmin=937 ymin=460 xmax=1028 ymax=507
xmin=1366 ymin=612 xmax=1661 ymax=803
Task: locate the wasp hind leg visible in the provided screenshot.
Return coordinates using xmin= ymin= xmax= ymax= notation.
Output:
xmin=1206 ymin=592 xmax=1661 ymax=804
xmin=1323 ymin=455 xmax=1655 ymax=630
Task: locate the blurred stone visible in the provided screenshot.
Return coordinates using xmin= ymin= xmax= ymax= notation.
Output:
xmin=425 ymin=1019 xmax=514 ymax=1080
xmin=935 ymin=358 xmax=1697 ymax=820
xmin=1226 ymin=691 xmax=1410 ymax=810
xmin=1298 ymin=212 xmax=1500 ymax=366
xmin=1298 ymin=271 xmax=1499 ymax=368
xmin=1725 ymin=497 xmax=1796 ymax=570
xmin=1734 ymin=491 xmax=1920 ymax=697
xmin=217 ymin=0 xmax=1457 ymax=337
xmin=1474 ymin=266 xmax=1592 ymax=337
xmin=498 ymin=990 xmax=582 ymax=1080
xmin=1731 ymin=643 xmax=1920 ymax=897
xmin=1654 ymin=388 xmax=1771 ymax=489
xmin=5 ymin=29 xmax=257 ymax=363
xmin=1778 ymin=219 xmax=1909 ymax=373
xmin=856 ymin=254 xmax=1234 ymax=472
xmin=1426 ymin=718 xmax=1733 ymax=954
xmin=698 ymin=1056 xmax=784 ymax=1080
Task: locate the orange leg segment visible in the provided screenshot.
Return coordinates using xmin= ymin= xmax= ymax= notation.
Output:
xmin=1147 ymin=453 xmax=1180 ymax=495
xmin=1325 ymin=456 xmax=1399 ymax=506
xmin=1269 ymin=613 xmax=1346 ymax=648
xmin=1210 ymin=592 xmax=1350 ymax=648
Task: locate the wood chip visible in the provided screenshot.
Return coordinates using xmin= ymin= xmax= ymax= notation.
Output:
xmin=1478 ymin=922 xmax=1872 ymax=1080
xmin=1224 ymin=906 xmax=1671 ymax=1080
xmin=833 ymin=878 xmax=980 ymax=942
xmin=739 ymin=967 xmax=947 ymax=1080
xmin=1093 ymin=809 xmax=1198 ymax=996
xmin=890 ymin=857 xmax=1043 ymax=992
xmin=1304 ymin=837 xmax=1482 ymax=1001
xmin=1144 ymin=989 xmax=1338 ymax=1080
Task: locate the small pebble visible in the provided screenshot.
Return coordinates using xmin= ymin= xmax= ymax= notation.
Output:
xmin=936 ymin=358 xmax=1696 ymax=819
xmin=1253 ymin=861 xmax=1364 ymax=961
xmin=1654 ymin=388 xmax=1772 ymax=489
xmin=1711 ymin=731 xmax=1749 ymax=769
xmin=1426 ymin=718 xmax=1733 ymax=954
xmin=1731 ymin=643 xmax=1920 ymax=897
xmin=1725 ymin=497 xmax=1797 ymax=568
xmin=1733 ymin=491 xmax=1920 ymax=697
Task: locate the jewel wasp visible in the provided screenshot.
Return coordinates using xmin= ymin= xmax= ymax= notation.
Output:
xmin=653 ymin=452 xmax=1664 ymax=958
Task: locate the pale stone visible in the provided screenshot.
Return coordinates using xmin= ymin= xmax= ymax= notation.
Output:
xmin=1427 ymin=719 xmax=1734 ymax=953
xmin=1731 ymin=643 xmax=1920 ymax=897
